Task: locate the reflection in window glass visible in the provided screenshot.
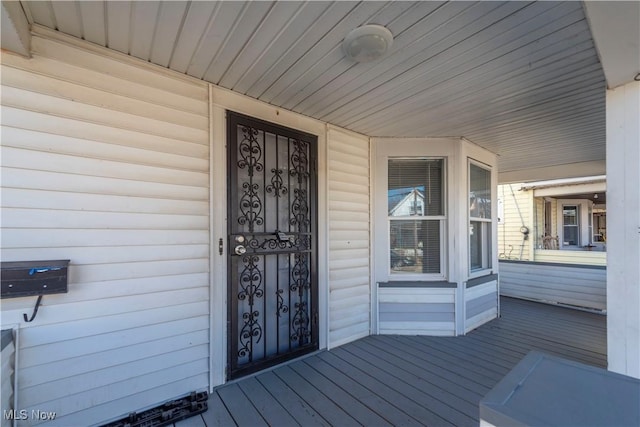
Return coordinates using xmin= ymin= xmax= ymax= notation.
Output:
xmin=469 ymin=162 xmax=492 ymax=272
xmin=470 ymin=164 xmax=491 ymax=219
xmin=388 ymin=159 xmax=444 ymax=275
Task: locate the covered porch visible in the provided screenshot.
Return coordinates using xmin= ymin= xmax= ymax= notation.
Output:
xmin=178 ymin=296 xmax=606 ymax=427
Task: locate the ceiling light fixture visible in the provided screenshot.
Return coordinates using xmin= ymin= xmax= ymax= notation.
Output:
xmin=343 ymin=24 xmax=393 ymax=63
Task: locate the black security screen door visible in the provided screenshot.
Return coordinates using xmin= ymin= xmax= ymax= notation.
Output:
xmin=227 ymin=111 xmax=318 ymax=379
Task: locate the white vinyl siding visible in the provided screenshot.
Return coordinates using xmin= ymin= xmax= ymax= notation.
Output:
xmin=327 ymin=127 xmax=371 ymax=348
xmin=1 ymin=34 xmax=210 ymax=426
xmin=378 ymin=287 xmax=455 ymax=336
xmin=497 ymin=184 xmax=533 ymax=261
xmin=499 ymin=261 xmax=606 ymax=311
xmin=465 ymin=281 xmax=498 ymax=333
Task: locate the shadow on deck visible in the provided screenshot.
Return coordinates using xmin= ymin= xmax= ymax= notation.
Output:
xmin=178 ymin=297 xmax=606 ymax=427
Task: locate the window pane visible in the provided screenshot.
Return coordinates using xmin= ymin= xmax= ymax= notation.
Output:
xmin=563 ymin=206 xmax=578 ymax=225
xmin=563 ymin=226 xmax=579 ymax=246
xmin=390 ymin=220 xmax=440 ymax=274
xmin=470 ymin=164 xmax=491 ymax=219
xmin=470 ymin=221 xmax=492 ymax=271
xmin=389 ymin=159 xmax=443 ymax=217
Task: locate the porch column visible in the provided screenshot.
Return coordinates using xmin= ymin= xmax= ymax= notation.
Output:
xmin=606 ymin=80 xmax=640 ymax=379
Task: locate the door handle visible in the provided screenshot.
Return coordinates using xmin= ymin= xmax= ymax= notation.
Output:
xmin=234 ymin=245 xmax=247 ymax=256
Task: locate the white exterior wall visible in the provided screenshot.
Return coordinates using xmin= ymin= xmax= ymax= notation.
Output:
xmin=606 ymin=81 xmax=640 ymax=379
xmin=497 ymin=184 xmax=532 ymax=261
xmin=326 ymin=127 xmax=371 ymax=348
xmin=1 ymin=34 xmax=211 ymax=425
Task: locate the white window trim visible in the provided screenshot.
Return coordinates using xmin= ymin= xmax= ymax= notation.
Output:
xmin=468 ymin=159 xmax=493 ymax=278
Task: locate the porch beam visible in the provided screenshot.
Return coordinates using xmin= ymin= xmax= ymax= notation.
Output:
xmin=1 ymin=0 xmax=31 ymax=58
xmin=498 ymin=160 xmax=606 ymax=184
xmin=583 ymin=1 xmax=640 ymax=89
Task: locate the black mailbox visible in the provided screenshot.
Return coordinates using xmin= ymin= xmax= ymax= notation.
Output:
xmin=1 ymin=260 xmax=70 ymax=299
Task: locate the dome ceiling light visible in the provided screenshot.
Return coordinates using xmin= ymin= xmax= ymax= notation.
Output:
xmin=342 ymin=24 xmax=394 ymax=63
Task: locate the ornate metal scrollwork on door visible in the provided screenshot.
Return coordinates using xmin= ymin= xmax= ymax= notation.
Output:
xmin=237 ymin=255 xmax=263 ymax=359
xmin=237 ymin=126 xmax=264 ymax=232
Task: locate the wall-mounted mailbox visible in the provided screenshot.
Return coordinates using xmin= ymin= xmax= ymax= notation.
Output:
xmin=1 ymin=260 xmax=70 ymax=299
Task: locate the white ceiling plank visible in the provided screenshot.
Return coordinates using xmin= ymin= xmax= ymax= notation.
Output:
xmin=202 ymin=1 xmax=275 ymax=84
xmin=105 ymin=1 xmax=132 ymax=54
xmin=130 ymin=1 xmax=161 ymax=61
xmin=346 ymin=20 xmax=594 ymax=133
xmin=295 ymin=0 xmax=450 ymax=115
xmin=27 ymin=1 xmax=56 ymax=29
xmin=311 ymin=1 xmax=555 ymax=120
xmin=243 ymin=1 xmax=357 ymax=99
xmin=332 ymin=4 xmax=588 ymax=128
xmin=50 ymin=1 xmax=83 ymax=39
xmin=148 ymin=1 xmax=189 ymax=68
xmin=281 ymin=1 xmax=434 ymax=111
xmin=232 ymin=1 xmax=332 ymax=94
xmin=218 ymin=1 xmax=306 ymax=89
xmin=258 ymin=1 xmax=389 ymax=104
xmin=168 ymin=1 xmax=219 ymax=74
xmin=183 ymin=2 xmax=244 ymax=79
xmin=78 ymin=1 xmax=106 ymax=46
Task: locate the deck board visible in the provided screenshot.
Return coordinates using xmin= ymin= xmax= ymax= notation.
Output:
xmin=194 ymin=297 xmax=606 ymax=426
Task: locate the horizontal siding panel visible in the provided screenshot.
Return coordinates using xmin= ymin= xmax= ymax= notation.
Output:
xmin=328 ymin=181 xmax=370 ymax=197
xmin=379 ymin=302 xmax=455 ymax=313
xmin=379 ymin=321 xmax=455 ymax=333
xmin=465 ymin=281 xmax=498 ymax=300
xmin=329 ymin=239 xmax=369 ymax=251
xmin=378 ymin=293 xmax=454 ymax=304
xmin=328 ymin=137 xmax=369 ymax=156
xmin=328 ymin=151 xmax=369 ymax=169
xmin=1 ymin=246 xmax=208 ymax=269
xmin=328 ymin=210 xmax=370 ymax=222
xmin=1 ymin=66 xmax=208 ymax=129
xmin=2 ymin=168 xmax=208 ymax=200
xmin=2 ymin=86 xmax=208 ymax=144
xmin=1 ymin=107 xmax=209 ymax=157
xmin=465 ymin=309 xmax=498 ymax=333
xmin=379 ymin=311 xmax=454 ymax=323
xmin=327 ymin=189 xmax=369 ymax=205
xmin=2 ymin=54 xmax=208 ymax=116
xmin=20 ymin=329 xmax=209 ymax=388
xmin=3 ymin=287 xmax=208 ymax=327
xmin=327 ymin=170 xmax=369 ymax=187
xmin=1 ymin=274 xmax=208 ymax=314
xmin=2 ymin=208 xmax=208 ymax=230
xmin=19 ymin=307 xmax=209 ymax=367
xmin=1 ymin=188 xmax=208 ymax=215
xmin=21 ymin=345 xmax=208 ymax=407
xmin=1 ymin=229 xmax=209 ymax=248
xmin=326 ymin=257 xmax=370 ymax=270
xmin=328 ymin=275 xmax=370 ymax=291
xmin=24 ymin=359 xmax=209 ymax=423
xmin=328 ymin=158 xmax=369 ymax=176
xmin=2 ymin=127 xmax=209 ymax=171
xmin=534 ymin=250 xmax=606 ymax=266
xmin=31 ymin=36 xmax=208 ymax=101
xmin=1 ymin=146 xmax=208 ymax=186
xmin=330 ymin=309 xmax=370 ymax=331
xmin=330 ymin=294 xmax=370 ymax=313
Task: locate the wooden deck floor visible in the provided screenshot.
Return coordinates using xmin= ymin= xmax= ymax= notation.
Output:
xmin=176 ymin=297 xmax=606 ymax=427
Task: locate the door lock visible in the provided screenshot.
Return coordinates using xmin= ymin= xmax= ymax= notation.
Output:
xmin=234 ymin=245 xmax=247 ymax=256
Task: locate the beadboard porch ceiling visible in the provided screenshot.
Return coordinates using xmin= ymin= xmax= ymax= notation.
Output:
xmin=19 ymin=1 xmax=607 ymax=177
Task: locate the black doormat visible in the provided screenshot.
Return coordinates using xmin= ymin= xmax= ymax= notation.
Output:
xmin=101 ymin=391 xmax=208 ymax=427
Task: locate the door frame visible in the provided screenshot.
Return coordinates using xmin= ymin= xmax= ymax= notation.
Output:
xmin=209 ymin=90 xmax=328 ymax=389
xmin=225 ymin=110 xmax=319 ymax=379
